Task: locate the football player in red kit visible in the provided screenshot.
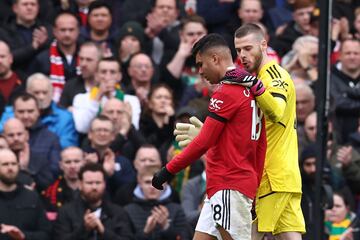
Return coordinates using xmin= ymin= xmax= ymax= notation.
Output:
xmin=152 ymin=33 xmax=267 ymax=240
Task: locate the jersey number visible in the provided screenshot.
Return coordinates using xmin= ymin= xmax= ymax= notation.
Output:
xmin=251 ymin=100 xmax=262 ymax=141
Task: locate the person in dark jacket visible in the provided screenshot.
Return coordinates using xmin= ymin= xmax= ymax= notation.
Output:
xmin=330 ymin=38 xmax=360 ymax=145
xmin=0 ymin=148 xmax=52 ymax=240
xmin=124 ymin=166 xmax=190 ymax=240
xmin=59 ymin=41 xmax=101 ymax=109
xmin=30 ymin=12 xmax=82 ymax=102
xmin=0 ymin=0 xmax=52 ymax=76
xmin=271 ymin=1 xmax=315 ymax=57
xmin=54 ymin=163 xmax=134 ymax=240
xmin=13 ymin=93 xmax=61 ymax=184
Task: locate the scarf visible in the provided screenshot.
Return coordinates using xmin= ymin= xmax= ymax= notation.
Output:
xmin=78 ymin=7 xmax=89 ymax=27
xmin=49 ymin=40 xmax=80 ymax=103
xmin=325 ymin=213 xmax=355 ymax=240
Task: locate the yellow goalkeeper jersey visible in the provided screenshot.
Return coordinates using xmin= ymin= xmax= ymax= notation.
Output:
xmin=255 ymin=60 xmax=302 ymax=196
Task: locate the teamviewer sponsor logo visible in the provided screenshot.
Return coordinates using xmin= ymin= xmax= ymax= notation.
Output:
xmin=210 ymin=98 xmax=223 ymax=111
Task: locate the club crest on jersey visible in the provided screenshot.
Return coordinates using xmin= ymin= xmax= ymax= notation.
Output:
xmin=209 ymin=98 xmax=223 ymax=111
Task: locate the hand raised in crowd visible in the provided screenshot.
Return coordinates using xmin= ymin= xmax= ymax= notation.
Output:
xmin=337 ymin=146 xmax=353 ymax=167
xmin=18 ymin=142 xmax=30 ymax=170
xmin=118 ymin=102 xmax=132 ymax=136
xmin=145 ymin=12 xmax=166 ymax=38
xmin=0 ymin=224 xmax=25 ymax=240
xmin=100 ymin=42 xmax=113 ymax=58
xmin=84 ymin=152 xmax=99 ymax=164
xmin=83 ymin=209 xmax=104 ymax=234
xmin=164 ymin=104 xmax=175 ymax=125
xmin=143 ymin=214 xmax=157 ymax=234
xmin=135 ymin=87 xmax=150 ymax=106
xmin=151 ymin=205 xmax=170 ymax=230
xmin=177 ymin=34 xmax=194 ymax=59
xmin=32 ymin=26 xmax=48 ymax=50
xmin=103 ymin=148 xmax=115 ymax=177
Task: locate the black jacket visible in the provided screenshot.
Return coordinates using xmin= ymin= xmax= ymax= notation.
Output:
xmin=0 ymin=185 xmax=52 ymax=240
xmin=59 ymin=76 xmax=87 ymax=108
xmin=330 ymin=66 xmax=360 ymax=144
xmin=0 ymin=18 xmax=52 ymax=76
xmin=54 ymin=197 xmax=135 ymax=240
xmin=125 ymin=196 xmax=190 ymax=240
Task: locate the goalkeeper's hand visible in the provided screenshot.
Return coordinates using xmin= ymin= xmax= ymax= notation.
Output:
xmin=222 ymin=68 xmax=265 ymax=96
xmin=152 ymin=166 xmax=173 ymax=190
xmin=174 ymin=116 xmax=203 ymax=148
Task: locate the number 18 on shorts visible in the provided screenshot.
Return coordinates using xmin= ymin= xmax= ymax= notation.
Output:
xmin=195 ymin=190 xmax=253 ymax=239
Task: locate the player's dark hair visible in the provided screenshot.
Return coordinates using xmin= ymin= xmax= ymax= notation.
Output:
xmin=12 ymin=93 xmax=39 ymax=110
xmin=234 ymin=23 xmax=265 ymax=40
xmin=88 ymin=0 xmax=112 ymax=16
xmin=191 ymin=33 xmax=229 ymax=57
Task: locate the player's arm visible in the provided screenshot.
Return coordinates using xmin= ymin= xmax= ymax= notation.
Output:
xmin=221 ymin=67 xmax=287 ymax=123
xmin=152 ymin=116 xmax=225 ymax=190
xmin=255 ymin=89 xmax=287 ymax=123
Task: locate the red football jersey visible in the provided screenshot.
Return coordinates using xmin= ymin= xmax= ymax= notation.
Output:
xmin=167 ymin=83 xmax=266 ymax=199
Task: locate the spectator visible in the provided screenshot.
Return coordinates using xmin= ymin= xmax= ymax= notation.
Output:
xmin=330 ymin=38 xmax=360 ymax=144
xmin=126 ymin=53 xmax=155 ymax=106
xmin=84 ymin=116 xmax=135 ymax=194
xmin=114 ymin=144 xmax=179 ymax=206
xmin=145 ymin=0 xmax=181 ymax=65
xmin=0 ymin=41 xmax=25 ymax=112
xmin=124 ymin=166 xmax=190 ymax=240
xmin=30 ymin=12 xmax=81 ymax=102
xmin=304 ymin=111 xmax=317 ymax=143
xmin=325 ymin=191 xmax=358 ymax=240
xmin=0 ymin=148 xmax=52 ymax=240
xmin=59 ymin=41 xmax=102 ymax=109
xmin=54 ymin=163 xmax=135 ymax=240
xmin=0 ymin=73 xmax=79 ymax=148
xmin=162 ymin=14 xmax=207 ymax=102
xmin=116 ymin=21 xmax=147 ymax=86
xmin=282 ymin=35 xmax=319 ymax=82
xmin=80 ymin=0 xmax=118 ymax=56
xmin=13 ymin=93 xmax=61 ymax=182
xmin=181 ymin=160 xmax=206 ymax=230
xmin=42 ymin=147 xmax=85 ymax=219
xmin=102 ymin=98 xmax=146 ymax=160
xmin=0 ymin=0 xmax=51 ymax=76
xmin=75 ymin=0 xmax=96 ymax=26
xmin=352 ymin=7 xmax=360 ymax=39
xmin=272 ymin=0 xmax=315 ymax=56
xmin=295 ymin=83 xmax=315 ymax=151
xmin=139 ymin=84 xmax=175 ymax=151
xmin=73 ymin=57 xmax=141 ymax=133
xmin=195 ymin=0 xmax=238 ymax=34
xmin=226 ymin=0 xmax=264 ymax=37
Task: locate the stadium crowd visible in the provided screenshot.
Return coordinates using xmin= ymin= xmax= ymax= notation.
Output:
xmin=0 ymin=0 xmax=359 ymax=239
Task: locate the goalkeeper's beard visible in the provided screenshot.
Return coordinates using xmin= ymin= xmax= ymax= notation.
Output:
xmin=245 ymin=46 xmax=263 ymax=73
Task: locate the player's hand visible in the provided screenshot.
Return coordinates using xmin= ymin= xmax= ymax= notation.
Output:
xmin=222 ymin=67 xmax=256 ymax=87
xmin=222 ymin=68 xmax=265 ymax=96
xmin=152 ymin=166 xmax=173 ymax=190
xmin=174 ymin=116 xmax=203 ymax=148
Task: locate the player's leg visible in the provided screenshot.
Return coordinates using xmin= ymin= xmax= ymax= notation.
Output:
xmin=274 ymin=232 xmax=302 ymax=240
xmin=195 ymin=197 xmax=221 ymax=239
xmin=272 ymin=193 xmax=305 ymax=240
xmin=209 ymin=190 xmax=253 ymax=239
xmin=193 ymin=231 xmax=217 ymax=240
xmin=217 ymin=226 xmax=234 ymax=240
xmin=251 ymin=221 xmax=266 ymax=240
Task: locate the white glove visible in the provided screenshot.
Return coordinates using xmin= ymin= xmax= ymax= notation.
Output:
xmin=174 ymin=116 xmax=203 ymax=148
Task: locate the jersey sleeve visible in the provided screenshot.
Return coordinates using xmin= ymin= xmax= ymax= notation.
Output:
xmin=256 ymin=67 xmax=291 ymax=123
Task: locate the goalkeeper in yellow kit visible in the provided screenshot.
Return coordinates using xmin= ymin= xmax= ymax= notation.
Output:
xmin=175 ymin=23 xmax=305 ymax=240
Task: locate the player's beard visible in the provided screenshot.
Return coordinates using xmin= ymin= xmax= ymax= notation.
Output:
xmin=251 ymin=46 xmax=263 ymax=73
xmin=82 ymin=189 xmax=104 ymax=205
xmin=0 ymin=171 xmax=18 ymax=186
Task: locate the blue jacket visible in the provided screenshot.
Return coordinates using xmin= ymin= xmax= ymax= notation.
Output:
xmin=0 ymin=102 xmax=78 ymax=148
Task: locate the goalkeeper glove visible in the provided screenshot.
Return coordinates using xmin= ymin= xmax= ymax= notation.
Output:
xmin=222 ymin=68 xmax=265 ymax=96
xmin=174 ymin=116 xmax=203 ymax=148
xmin=152 ymin=166 xmax=173 ymax=190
